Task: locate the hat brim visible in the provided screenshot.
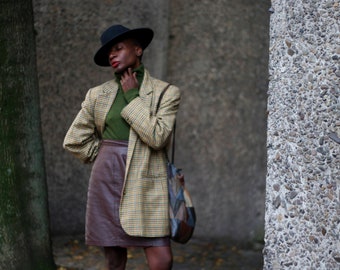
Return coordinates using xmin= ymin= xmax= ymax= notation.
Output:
xmin=94 ymin=28 xmax=153 ymax=67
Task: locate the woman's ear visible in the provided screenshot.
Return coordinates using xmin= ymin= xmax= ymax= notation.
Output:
xmin=136 ymin=46 xmax=143 ymax=57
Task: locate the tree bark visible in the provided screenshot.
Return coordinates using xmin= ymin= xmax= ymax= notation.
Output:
xmin=0 ymin=0 xmax=56 ymax=269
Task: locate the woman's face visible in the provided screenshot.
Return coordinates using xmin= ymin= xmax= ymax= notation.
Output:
xmin=108 ymin=39 xmax=142 ymax=74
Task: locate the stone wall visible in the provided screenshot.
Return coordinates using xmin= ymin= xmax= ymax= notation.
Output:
xmin=33 ymin=0 xmax=270 ymax=242
xmin=264 ymin=0 xmax=340 ymax=268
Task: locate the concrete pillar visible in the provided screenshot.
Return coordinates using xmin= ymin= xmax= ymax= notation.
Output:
xmin=264 ymin=0 xmax=340 ymax=268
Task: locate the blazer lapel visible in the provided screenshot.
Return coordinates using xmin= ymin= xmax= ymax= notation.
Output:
xmin=95 ymin=80 xmax=119 ymax=135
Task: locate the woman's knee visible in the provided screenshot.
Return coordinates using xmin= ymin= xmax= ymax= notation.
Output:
xmin=144 ymin=246 xmax=173 ymax=270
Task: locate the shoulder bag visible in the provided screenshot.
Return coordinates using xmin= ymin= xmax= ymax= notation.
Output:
xmin=157 ymin=84 xmax=196 ymax=244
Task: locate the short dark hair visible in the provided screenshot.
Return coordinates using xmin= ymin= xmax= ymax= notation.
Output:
xmin=130 ymin=38 xmax=144 ymax=60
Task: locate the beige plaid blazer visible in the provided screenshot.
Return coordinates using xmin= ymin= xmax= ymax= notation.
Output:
xmin=63 ymin=69 xmax=180 ymax=237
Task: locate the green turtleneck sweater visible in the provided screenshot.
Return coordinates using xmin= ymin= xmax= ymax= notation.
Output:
xmin=102 ymin=65 xmax=144 ymax=140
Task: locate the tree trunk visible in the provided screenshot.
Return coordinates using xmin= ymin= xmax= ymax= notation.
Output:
xmin=0 ymin=0 xmax=56 ymax=269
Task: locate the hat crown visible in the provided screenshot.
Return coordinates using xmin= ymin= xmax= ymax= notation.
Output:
xmin=100 ymin=25 xmax=130 ymax=45
xmin=94 ymin=24 xmax=153 ymax=66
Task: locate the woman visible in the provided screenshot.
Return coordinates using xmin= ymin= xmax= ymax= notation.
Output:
xmin=63 ymin=24 xmax=180 ymax=270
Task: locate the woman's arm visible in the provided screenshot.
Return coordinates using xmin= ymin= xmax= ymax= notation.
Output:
xmin=63 ymin=88 xmax=101 ymax=163
xmin=121 ymin=85 xmax=181 ymax=150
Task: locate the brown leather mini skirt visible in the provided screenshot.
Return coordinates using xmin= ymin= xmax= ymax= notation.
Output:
xmin=85 ymin=139 xmax=170 ymax=247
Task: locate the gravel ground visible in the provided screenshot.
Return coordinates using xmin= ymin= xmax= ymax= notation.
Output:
xmin=53 ymin=235 xmax=263 ymax=270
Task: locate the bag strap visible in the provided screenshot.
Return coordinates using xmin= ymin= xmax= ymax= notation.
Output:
xmin=156 ymin=84 xmax=176 ymax=163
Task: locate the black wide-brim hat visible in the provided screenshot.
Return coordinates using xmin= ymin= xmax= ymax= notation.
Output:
xmin=94 ymin=24 xmax=154 ymax=66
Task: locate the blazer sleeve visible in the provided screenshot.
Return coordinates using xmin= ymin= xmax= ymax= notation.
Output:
xmin=121 ymin=85 xmax=181 ymax=150
xmin=63 ymin=88 xmax=101 ymax=163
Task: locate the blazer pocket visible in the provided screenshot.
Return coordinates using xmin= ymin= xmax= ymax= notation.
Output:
xmin=144 ymin=150 xmax=167 ymax=178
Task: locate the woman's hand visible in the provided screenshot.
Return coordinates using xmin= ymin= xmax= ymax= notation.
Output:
xmin=121 ymin=68 xmax=139 ymax=92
